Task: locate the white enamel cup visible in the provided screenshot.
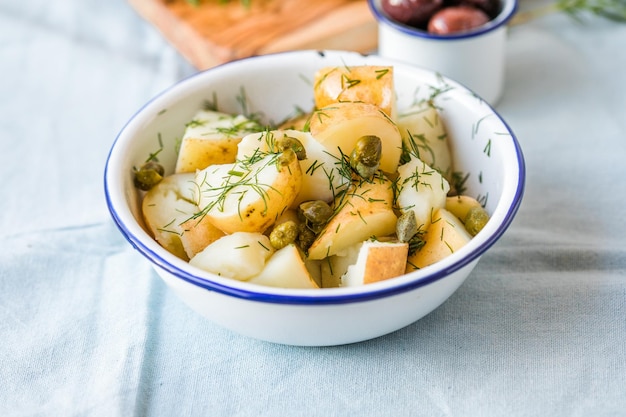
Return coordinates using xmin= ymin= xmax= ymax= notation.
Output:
xmin=369 ymin=0 xmax=518 ymax=105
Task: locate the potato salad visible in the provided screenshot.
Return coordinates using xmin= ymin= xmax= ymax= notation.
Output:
xmin=134 ymin=65 xmax=489 ymax=289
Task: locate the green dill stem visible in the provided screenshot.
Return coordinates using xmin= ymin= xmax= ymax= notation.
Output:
xmin=510 ymin=2 xmax=563 ymax=25
xmin=510 ymin=0 xmax=626 ymax=26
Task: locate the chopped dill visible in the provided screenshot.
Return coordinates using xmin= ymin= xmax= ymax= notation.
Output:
xmin=341 ymin=73 xmax=361 ymax=89
xmin=375 ymin=68 xmax=390 ymax=79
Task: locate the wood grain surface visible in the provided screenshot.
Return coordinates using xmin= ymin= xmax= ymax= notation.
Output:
xmin=129 ymin=0 xmax=378 ymax=70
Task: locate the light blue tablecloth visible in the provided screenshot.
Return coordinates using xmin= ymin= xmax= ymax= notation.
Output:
xmin=1 ymin=1 xmax=625 ymax=416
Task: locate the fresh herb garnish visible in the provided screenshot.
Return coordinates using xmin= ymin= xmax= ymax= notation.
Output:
xmin=511 ymin=0 xmax=626 ymax=25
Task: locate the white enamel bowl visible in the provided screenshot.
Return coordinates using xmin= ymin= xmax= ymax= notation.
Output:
xmin=104 ymin=50 xmax=525 ymax=346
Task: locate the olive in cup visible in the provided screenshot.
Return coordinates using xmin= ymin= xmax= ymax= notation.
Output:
xmin=381 ymin=0 xmax=501 ymax=34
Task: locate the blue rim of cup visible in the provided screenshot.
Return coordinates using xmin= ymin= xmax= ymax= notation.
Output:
xmin=368 ymin=0 xmax=518 ymax=40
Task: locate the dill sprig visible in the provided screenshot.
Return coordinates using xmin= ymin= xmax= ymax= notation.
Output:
xmin=146 ymin=133 xmax=164 ymax=163
xmin=449 ymin=171 xmax=470 ymax=196
xmin=407 ymin=227 xmax=427 ymax=256
xmin=192 ymin=147 xmax=284 ymax=222
xmin=399 ymin=130 xmax=436 ymax=166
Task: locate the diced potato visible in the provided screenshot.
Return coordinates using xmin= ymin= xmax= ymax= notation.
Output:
xmin=141 ymin=173 xmax=198 ymax=260
xmin=195 ymin=150 xmax=302 ymax=234
xmin=406 ymin=208 xmax=472 ymax=272
xmin=189 ymin=232 xmax=274 ymax=280
xmin=319 ymin=243 xmax=363 ymax=288
xmin=175 ymin=110 xmax=261 ymax=173
xmin=141 ymin=172 xmax=226 ymax=259
xmin=307 ymin=102 xmax=402 ymax=174
xmin=398 ymin=102 xmax=453 ymax=181
xmin=248 ymin=244 xmax=319 ymax=289
xmin=304 ymin=259 xmax=323 ymax=288
xmin=237 ymin=130 xmax=349 ymax=207
xmin=179 ymin=215 xmax=225 ymax=259
xmin=314 ymin=65 xmax=396 ymax=119
xmin=342 ymin=240 xmax=409 ymax=286
xmin=271 ymin=208 xmax=300 ymax=228
xmin=445 ymin=195 xmax=483 ymax=223
xmin=307 ymin=176 xmax=397 ymax=260
xmin=396 ymin=155 xmax=450 ymax=230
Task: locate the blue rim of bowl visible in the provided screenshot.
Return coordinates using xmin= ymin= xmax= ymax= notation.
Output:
xmin=104 ymin=51 xmax=526 ymax=306
xmin=367 ymin=0 xmax=518 ymax=40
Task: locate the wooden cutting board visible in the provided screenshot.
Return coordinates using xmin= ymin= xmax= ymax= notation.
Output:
xmin=128 ymin=0 xmax=378 ymax=70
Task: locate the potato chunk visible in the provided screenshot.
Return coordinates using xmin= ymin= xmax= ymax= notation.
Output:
xmin=445 ymin=195 xmax=483 ymax=223
xmin=342 ymin=240 xmax=409 ymax=286
xmin=179 ymin=215 xmax=225 ymax=259
xmin=396 ymin=155 xmax=450 ymax=231
xmin=237 ymin=129 xmax=350 ymax=207
xmin=406 ymin=208 xmax=472 ymax=272
xmin=248 ymin=244 xmax=319 ymax=289
xmin=307 ymin=102 xmax=402 ymax=174
xmin=307 ymin=176 xmax=397 ymax=260
xmin=319 ymin=243 xmax=362 ymax=288
xmin=141 ymin=173 xmax=198 ymax=260
xmin=175 ymin=109 xmax=262 ymax=173
xmin=397 ymin=102 xmax=453 ymax=181
xmin=195 ymin=150 xmax=302 ymax=234
xmin=189 ymin=232 xmax=274 ymax=281
xmin=314 ymin=65 xmax=396 ymax=119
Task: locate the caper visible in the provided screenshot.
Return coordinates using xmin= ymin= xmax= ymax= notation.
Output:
xmin=276 ymin=136 xmax=307 ymax=160
xmin=350 ymin=135 xmax=382 ymax=179
xmin=353 ymin=162 xmax=379 ymax=180
xmin=277 ymin=148 xmax=297 ymax=167
xmin=134 ymin=162 xmax=164 ymax=191
xmin=297 ymin=223 xmax=316 ymax=252
xmin=299 ymin=200 xmax=333 ymax=226
xmin=142 ymin=161 xmax=165 ymax=177
xmin=396 ymin=210 xmax=418 ymax=243
xmin=269 ymin=220 xmax=299 ymax=250
xmin=464 ymin=206 xmax=490 ymax=236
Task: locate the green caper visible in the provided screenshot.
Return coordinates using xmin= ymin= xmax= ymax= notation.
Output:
xmin=142 ymin=161 xmax=165 ymax=177
xmin=277 ymin=148 xmax=297 ymax=167
xmin=297 ymin=223 xmax=316 ymax=252
xmin=134 ymin=161 xmax=164 ymax=191
xmin=353 ymin=162 xmax=379 ymax=179
xmin=464 ymin=206 xmax=490 ymax=236
xmin=299 ymin=200 xmax=333 ymax=226
xmin=276 ymin=136 xmax=307 ymax=160
xmin=396 ymin=210 xmax=418 ymax=243
xmin=350 ymin=135 xmax=382 ymax=179
xmin=269 ymin=220 xmax=299 ymax=250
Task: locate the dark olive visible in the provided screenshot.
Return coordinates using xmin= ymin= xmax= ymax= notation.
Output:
xmin=450 ymin=0 xmax=501 ymax=19
xmin=427 ymin=6 xmax=490 ymax=34
xmin=381 ymin=0 xmax=445 ymax=29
